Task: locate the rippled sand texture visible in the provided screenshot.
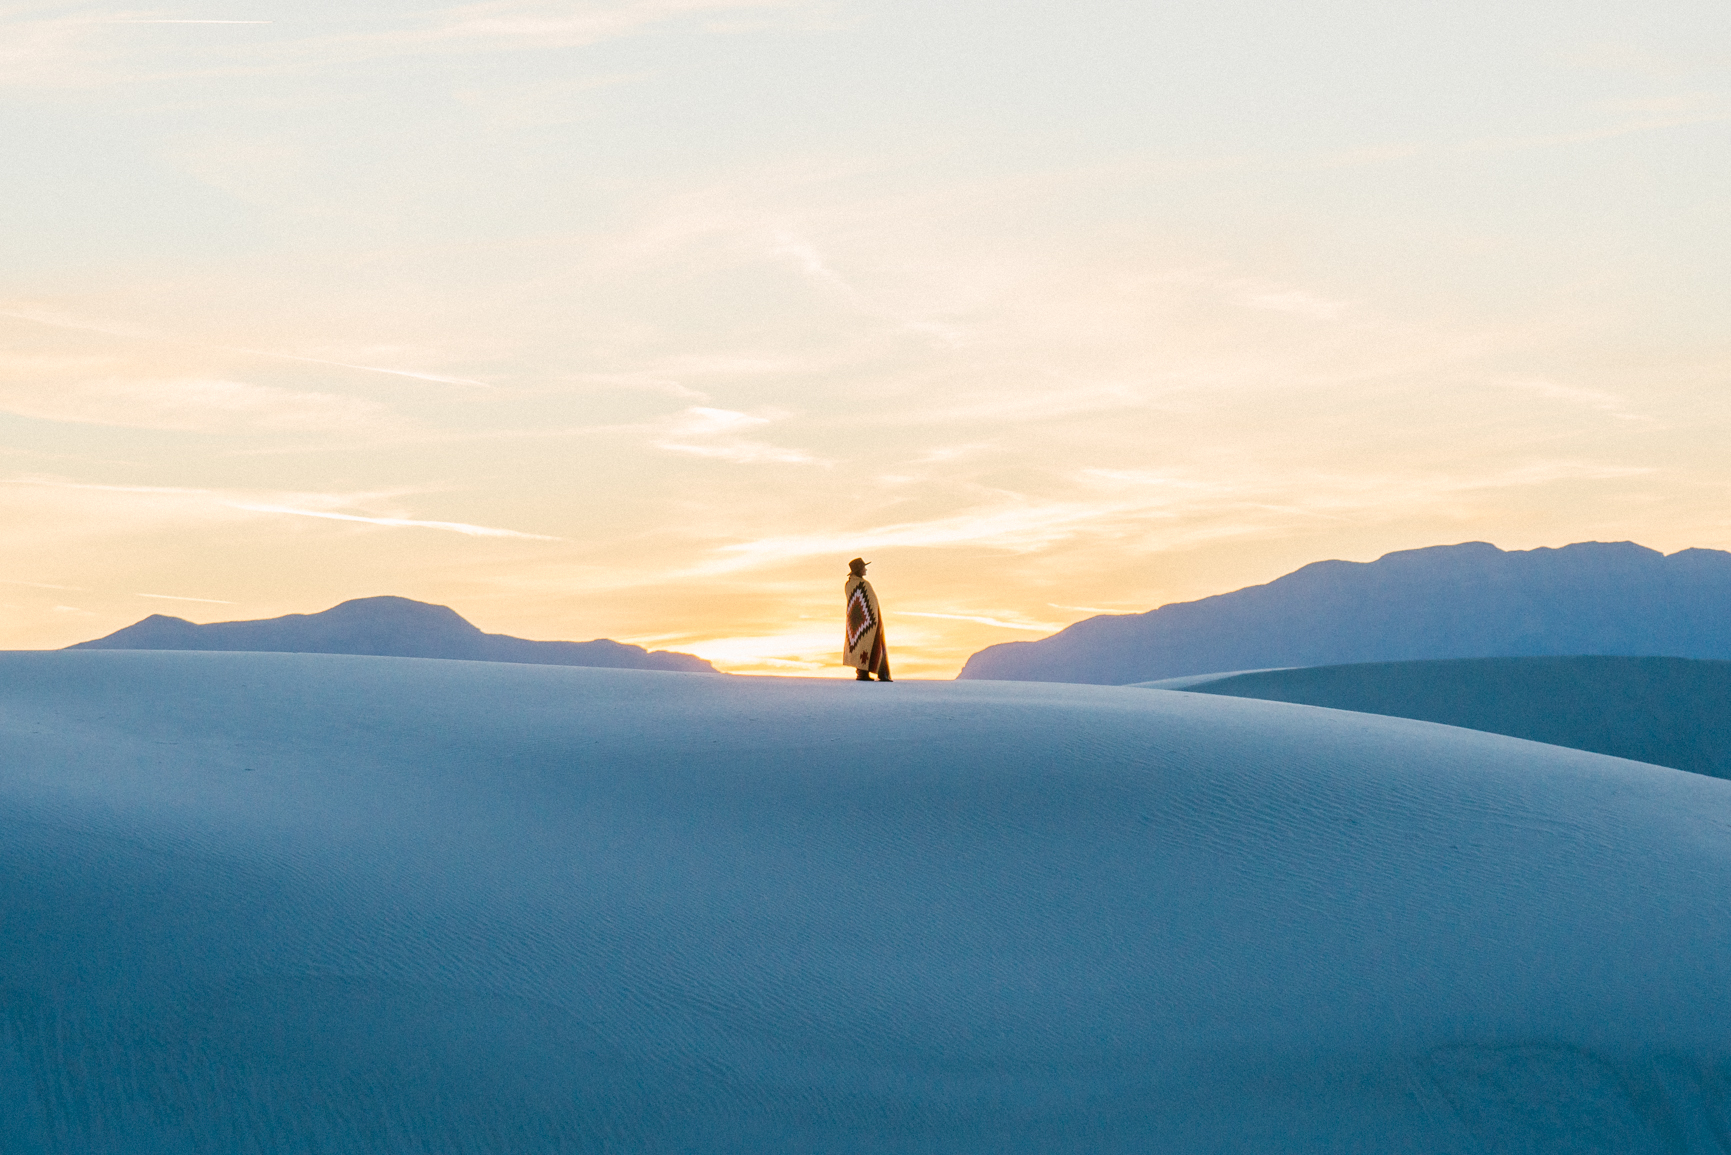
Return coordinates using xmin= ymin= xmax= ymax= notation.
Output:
xmin=3 ymin=651 xmax=1731 ymax=1152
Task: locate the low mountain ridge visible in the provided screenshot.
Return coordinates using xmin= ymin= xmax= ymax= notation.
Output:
xmin=959 ymin=540 xmax=1731 ymax=684
xmin=68 ymin=595 xmax=718 ymax=674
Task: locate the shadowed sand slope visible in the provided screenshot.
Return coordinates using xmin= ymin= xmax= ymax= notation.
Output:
xmin=1173 ymin=656 xmax=1731 ymax=781
xmin=4 ymin=652 xmax=1731 ymax=1151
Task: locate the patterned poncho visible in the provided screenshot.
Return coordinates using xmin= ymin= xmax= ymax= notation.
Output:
xmin=843 ymin=575 xmax=884 ymax=670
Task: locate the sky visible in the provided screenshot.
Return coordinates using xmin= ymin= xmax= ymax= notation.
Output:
xmin=3 ymin=0 xmax=1728 ymax=676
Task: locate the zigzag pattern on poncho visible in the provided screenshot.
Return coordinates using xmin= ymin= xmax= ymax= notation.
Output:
xmin=846 ymin=585 xmax=876 ymax=649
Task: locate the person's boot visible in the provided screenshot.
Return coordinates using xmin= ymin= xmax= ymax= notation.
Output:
xmin=855 ymin=669 xmax=872 ymax=681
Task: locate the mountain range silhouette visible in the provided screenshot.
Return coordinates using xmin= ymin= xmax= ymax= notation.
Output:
xmin=960 ymin=541 xmax=1731 ymax=684
xmin=68 ymin=595 xmax=718 ymax=674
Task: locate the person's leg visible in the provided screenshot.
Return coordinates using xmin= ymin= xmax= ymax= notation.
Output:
xmin=855 ymin=668 xmax=871 ymax=680
xmin=866 ymin=635 xmax=890 ymax=681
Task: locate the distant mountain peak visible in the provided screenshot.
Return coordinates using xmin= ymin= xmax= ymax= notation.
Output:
xmin=324 ymin=595 xmax=478 ymax=619
xmin=958 ymin=540 xmax=1731 ymax=685
xmin=70 ymin=596 xmax=718 ymax=674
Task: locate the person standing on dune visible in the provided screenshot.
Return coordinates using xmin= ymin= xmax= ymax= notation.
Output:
xmin=844 ymin=558 xmax=891 ymax=681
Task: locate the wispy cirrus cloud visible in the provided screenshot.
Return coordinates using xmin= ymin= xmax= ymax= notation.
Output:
xmin=690 ymin=457 xmax=1656 ymax=575
xmin=418 ymin=0 xmax=802 ymax=48
xmin=0 ymin=304 xmax=159 ymax=341
xmin=254 ymin=352 xmax=492 ymax=389
xmin=1231 ymin=282 xmax=1350 ymax=321
xmin=0 ymin=578 xmax=88 ymax=591
xmin=1497 ymin=375 xmax=1658 ymax=425
xmin=0 ymin=374 xmax=398 ymax=435
xmin=1298 ymin=96 xmax=1731 ymax=173
xmin=230 ymin=503 xmax=560 ymax=539
xmin=652 ymin=406 xmax=819 ymax=465
xmin=902 ymin=610 xmax=1065 ymax=632
xmin=2 ymin=475 xmax=558 ymax=541
xmin=0 ymin=13 xmax=116 ymax=88
xmin=138 ymin=591 xmax=234 ymax=602
xmin=562 ymin=350 xmax=833 ymax=402
xmin=2 ymin=302 xmax=493 ymax=392
xmin=890 ymin=383 xmax=1160 ymax=428
xmin=92 ymin=19 xmax=272 ymax=25
xmin=0 ymin=0 xmax=814 ymax=88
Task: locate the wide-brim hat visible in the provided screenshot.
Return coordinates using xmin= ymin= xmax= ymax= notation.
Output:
xmin=848 ymin=557 xmax=868 ymax=569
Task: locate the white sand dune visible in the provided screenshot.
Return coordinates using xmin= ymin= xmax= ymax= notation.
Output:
xmin=3 ymin=651 xmax=1731 ymax=1152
